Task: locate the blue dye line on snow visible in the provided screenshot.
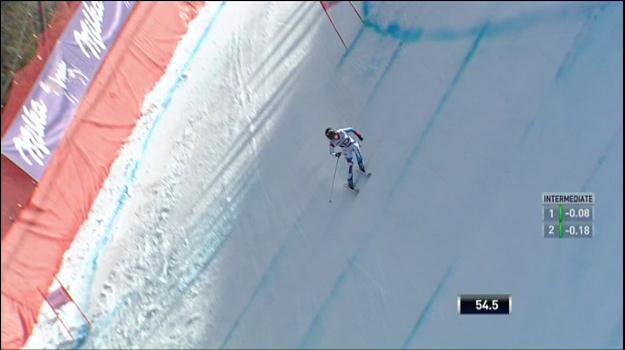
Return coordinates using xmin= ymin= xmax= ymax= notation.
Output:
xmin=401 ymin=266 xmax=453 ymax=349
xmin=581 ymin=125 xmax=622 ymax=191
xmin=391 ymin=23 xmax=488 ymax=198
xmin=340 ymin=1 xmax=598 ymax=87
xmin=433 ymin=24 xmax=488 ymax=118
xmin=138 ymin=175 xmax=255 ymax=344
xmin=220 ymin=181 xmax=350 ymax=348
xmin=219 ymin=221 xmax=292 ymax=348
xmin=521 ymin=2 xmax=618 ymax=144
xmin=74 ymin=3 xmax=225 ymax=348
xmin=298 ymin=271 xmax=349 ymax=349
xmin=297 ymin=226 xmax=387 ymax=349
xmin=555 ymin=3 xmax=609 ymax=82
xmin=365 ymin=41 xmax=404 ymax=106
xmin=362 ymin=2 xmax=422 ymax=43
xmin=360 ymin=1 xmax=597 ymax=45
xmin=337 ymin=25 xmax=366 ymax=68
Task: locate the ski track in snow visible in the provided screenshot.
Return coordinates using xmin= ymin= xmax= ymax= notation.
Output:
xmin=25 ymin=1 xmax=622 ymax=349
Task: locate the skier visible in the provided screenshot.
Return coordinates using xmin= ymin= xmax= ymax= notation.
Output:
xmin=325 ymin=127 xmax=367 ymax=190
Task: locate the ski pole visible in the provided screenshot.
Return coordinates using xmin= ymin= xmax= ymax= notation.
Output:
xmin=329 ymin=155 xmax=340 ymax=203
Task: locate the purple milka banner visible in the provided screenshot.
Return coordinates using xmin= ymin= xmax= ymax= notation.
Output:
xmin=1 ymin=1 xmax=135 ymax=180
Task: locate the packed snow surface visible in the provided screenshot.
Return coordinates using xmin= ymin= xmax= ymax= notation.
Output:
xmin=26 ymin=1 xmax=622 ymax=349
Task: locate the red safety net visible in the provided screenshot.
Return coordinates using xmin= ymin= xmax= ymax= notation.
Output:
xmin=320 ymin=1 xmax=341 ymax=10
xmin=1 ymin=2 xmax=80 ymax=240
xmin=1 ymin=2 xmax=204 ymax=348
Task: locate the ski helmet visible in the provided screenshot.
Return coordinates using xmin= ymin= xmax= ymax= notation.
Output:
xmin=325 ymin=127 xmax=336 ymax=139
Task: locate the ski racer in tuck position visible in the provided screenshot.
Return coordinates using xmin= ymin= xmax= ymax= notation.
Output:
xmin=325 ymin=127 xmax=367 ymax=190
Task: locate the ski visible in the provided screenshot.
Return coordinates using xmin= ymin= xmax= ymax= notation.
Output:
xmin=344 ymin=183 xmax=360 ymax=194
xmin=347 ymin=166 xmax=370 ymax=194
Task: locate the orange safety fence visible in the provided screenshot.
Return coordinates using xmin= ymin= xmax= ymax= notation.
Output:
xmin=1 ymin=2 xmax=204 ymax=348
xmin=1 ymin=2 xmax=80 ymax=240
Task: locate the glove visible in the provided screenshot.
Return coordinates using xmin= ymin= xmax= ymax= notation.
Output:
xmin=356 ymin=132 xmax=364 ymax=141
xmin=333 ymin=152 xmax=342 ymax=158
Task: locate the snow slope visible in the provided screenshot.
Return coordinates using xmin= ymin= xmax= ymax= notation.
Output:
xmin=26 ymin=1 xmax=622 ymax=348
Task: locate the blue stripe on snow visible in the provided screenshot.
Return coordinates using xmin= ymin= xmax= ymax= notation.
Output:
xmin=361 ymin=1 xmax=598 ymax=45
xmin=362 ymin=2 xmax=422 ymax=43
xmin=390 ymin=23 xmax=488 ymax=199
xmin=365 ymin=41 xmax=404 ymax=106
xmin=581 ymin=125 xmax=622 ymax=191
xmin=337 ymin=25 xmax=366 ymax=68
xmin=298 ymin=271 xmax=349 ymax=349
xmin=401 ymin=266 xmax=453 ymax=349
xmin=75 ymin=3 xmax=226 ymax=348
xmin=220 ymin=236 xmax=292 ymax=349
xmin=555 ymin=3 xmax=609 ymax=82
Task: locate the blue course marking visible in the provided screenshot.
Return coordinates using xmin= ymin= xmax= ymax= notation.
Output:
xmin=401 ymin=266 xmax=453 ymax=349
xmin=220 ymin=181 xmax=352 ymax=348
xmin=219 ymin=226 xmax=291 ymax=349
xmin=520 ymin=2 xmax=616 ymax=144
xmin=361 ymin=1 xmax=597 ymax=45
xmin=136 ymin=173 xmax=256 ymax=345
xmin=390 ymin=23 xmax=489 ymax=199
xmin=298 ymin=271 xmax=349 ymax=349
xmin=555 ymin=3 xmax=609 ymax=82
xmin=337 ymin=25 xmax=366 ymax=68
xmin=362 ymin=2 xmax=422 ymax=43
xmin=365 ymin=40 xmax=404 ymax=106
xmin=74 ymin=3 xmax=226 ymax=348
xmin=581 ymin=125 xmax=622 ymax=192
